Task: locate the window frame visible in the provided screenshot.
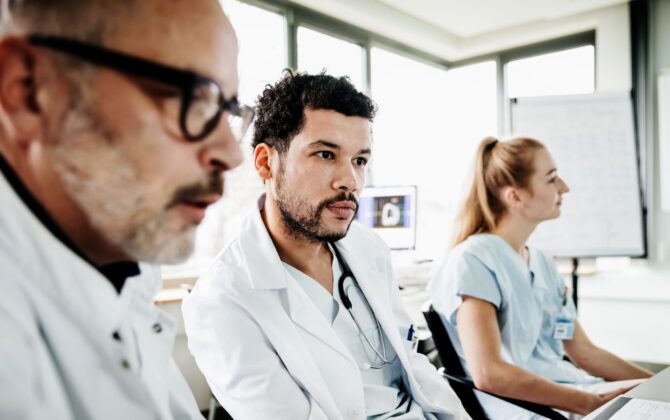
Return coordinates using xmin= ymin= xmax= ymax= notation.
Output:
xmin=239 ymin=0 xmax=595 ymax=139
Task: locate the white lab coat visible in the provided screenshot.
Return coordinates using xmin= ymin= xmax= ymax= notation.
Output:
xmin=182 ymin=195 xmax=470 ymax=420
xmin=0 ymin=171 xmax=202 ymax=419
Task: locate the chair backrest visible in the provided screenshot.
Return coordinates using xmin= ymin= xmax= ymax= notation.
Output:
xmin=423 ymin=305 xmax=568 ymax=420
xmin=423 ymin=305 xmax=490 ymax=419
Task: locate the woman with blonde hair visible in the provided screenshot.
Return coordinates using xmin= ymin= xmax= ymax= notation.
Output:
xmin=427 ymin=136 xmax=651 ymax=419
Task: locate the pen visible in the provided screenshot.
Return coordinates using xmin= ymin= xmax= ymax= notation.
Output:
xmin=406 ymin=324 xmax=415 ymax=341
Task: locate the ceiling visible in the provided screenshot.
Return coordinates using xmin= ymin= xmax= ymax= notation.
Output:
xmin=375 ymin=0 xmax=629 ymax=38
xmin=287 ymin=0 xmax=630 ymax=61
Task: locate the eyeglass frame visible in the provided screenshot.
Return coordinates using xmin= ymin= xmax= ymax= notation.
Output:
xmin=26 ymin=34 xmax=254 ymax=142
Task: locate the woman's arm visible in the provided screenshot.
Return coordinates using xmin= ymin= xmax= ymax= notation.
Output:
xmin=563 ymin=321 xmax=653 ymax=381
xmin=456 ymin=296 xmax=630 ymax=415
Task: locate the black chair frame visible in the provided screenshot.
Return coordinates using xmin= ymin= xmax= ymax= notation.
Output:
xmin=423 ymin=305 xmax=568 ymax=420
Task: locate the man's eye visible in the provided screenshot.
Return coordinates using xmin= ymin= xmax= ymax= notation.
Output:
xmin=354 ymin=157 xmax=368 ymax=166
xmin=316 ymin=151 xmax=334 ymax=159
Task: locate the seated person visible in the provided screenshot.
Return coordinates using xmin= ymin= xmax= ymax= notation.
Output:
xmin=427 ymin=137 xmax=652 ymax=419
xmin=182 ymin=71 xmax=470 ymax=420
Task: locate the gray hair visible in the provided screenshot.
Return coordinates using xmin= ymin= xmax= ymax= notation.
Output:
xmin=0 ymin=0 xmax=145 ymax=42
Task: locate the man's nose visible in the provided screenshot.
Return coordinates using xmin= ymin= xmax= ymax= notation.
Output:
xmin=198 ymin=117 xmax=244 ymax=175
xmin=333 ymin=162 xmax=360 ymax=192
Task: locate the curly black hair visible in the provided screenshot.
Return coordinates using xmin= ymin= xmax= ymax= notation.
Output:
xmin=251 ymin=70 xmax=377 ymax=152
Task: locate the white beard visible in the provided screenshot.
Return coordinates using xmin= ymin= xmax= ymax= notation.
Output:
xmin=50 ymin=93 xmax=197 ymax=264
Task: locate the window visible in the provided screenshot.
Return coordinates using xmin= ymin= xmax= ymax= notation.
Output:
xmin=441 ymin=60 xmax=498 ymax=223
xmin=506 ymin=45 xmax=595 ymax=98
xmin=297 ymin=27 xmax=365 ymax=90
xmin=370 ymin=49 xmax=496 ymax=258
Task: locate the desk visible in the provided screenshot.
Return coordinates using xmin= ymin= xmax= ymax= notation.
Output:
xmin=583 ymin=367 xmax=670 ymax=419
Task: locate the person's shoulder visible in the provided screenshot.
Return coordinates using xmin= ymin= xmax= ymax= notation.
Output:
xmin=187 ymin=236 xmax=249 ymax=300
xmin=346 ymin=220 xmax=385 ymax=245
xmin=343 ymin=221 xmax=390 ymax=256
xmin=449 ymin=234 xmax=502 ymax=265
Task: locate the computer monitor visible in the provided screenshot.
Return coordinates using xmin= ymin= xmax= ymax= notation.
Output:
xmin=355 ymin=185 xmax=417 ymax=250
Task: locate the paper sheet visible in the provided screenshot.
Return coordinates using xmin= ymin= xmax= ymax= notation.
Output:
xmin=609 ymin=398 xmax=670 ymax=420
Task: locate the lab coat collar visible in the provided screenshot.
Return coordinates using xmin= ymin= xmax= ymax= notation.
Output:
xmin=0 ymin=169 xmax=161 ymax=339
xmin=238 ymin=193 xmax=372 ymax=364
xmin=238 ymin=193 xmax=295 ymax=290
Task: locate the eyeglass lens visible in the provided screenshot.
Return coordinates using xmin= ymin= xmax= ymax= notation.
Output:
xmin=184 ymin=80 xmax=254 ymax=142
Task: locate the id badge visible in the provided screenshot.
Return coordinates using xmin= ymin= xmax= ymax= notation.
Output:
xmin=553 ymin=315 xmax=574 ymax=340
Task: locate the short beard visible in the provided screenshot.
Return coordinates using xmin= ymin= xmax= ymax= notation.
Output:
xmin=274 ymin=160 xmax=358 ymax=244
xmin=50 ymin=82 xmax=215 ymax=264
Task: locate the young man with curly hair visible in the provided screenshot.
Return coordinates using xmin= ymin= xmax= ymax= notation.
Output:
xmin=183 ymin=71 xmax=470 ymax=420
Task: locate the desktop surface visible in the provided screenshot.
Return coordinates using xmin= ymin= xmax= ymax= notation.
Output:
xmin=583 ymin=367 xmax=670 ymax=419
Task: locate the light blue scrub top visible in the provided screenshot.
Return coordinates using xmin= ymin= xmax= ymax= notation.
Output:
xmin=427 ymin=234 xmax=600 ymax=386
xmin=284 ymin=250 xmax=435 ymax=419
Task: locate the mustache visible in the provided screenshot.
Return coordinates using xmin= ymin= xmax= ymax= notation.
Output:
xmin=318 ymin=192 xmax=359 ymax=211
xmin=165 ymin=174 xmax=224 ymax=208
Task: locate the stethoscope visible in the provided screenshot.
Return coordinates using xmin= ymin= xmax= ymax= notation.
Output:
xmin=330 ymin=242 xmax=396 ymax=369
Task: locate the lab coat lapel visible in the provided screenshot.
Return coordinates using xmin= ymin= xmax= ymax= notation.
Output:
xmin=336 ymin=239 xmax=448 ymax=413
xmin=335 ymin=242 xmax=414 ymax=376
xmin=239 ymin=195 xmax=356 ymax=364
xmin=285 ymin=281 xmax=358 ymax=364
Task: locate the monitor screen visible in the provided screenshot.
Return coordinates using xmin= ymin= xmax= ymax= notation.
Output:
xmin=355 ymin=185 xmax=417 ymax=250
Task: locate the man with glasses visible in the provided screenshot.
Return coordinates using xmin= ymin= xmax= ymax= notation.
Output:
xmin=183 ymin=71 xmax=470 ymax=420
xmin=0 ymin=1 xmax=251 ymax=418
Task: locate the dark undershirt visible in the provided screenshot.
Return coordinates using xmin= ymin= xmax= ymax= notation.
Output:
xmin=0 ymin=155 xmax=139 ymax=293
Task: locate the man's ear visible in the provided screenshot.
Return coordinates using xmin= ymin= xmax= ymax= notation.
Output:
xmin=253 ymin=143 xmax=276 ymax=181
xmin=500 ymin=186 xmax=523 ymax=210
xmin=0 ymin=37 xmax=44 ymax=147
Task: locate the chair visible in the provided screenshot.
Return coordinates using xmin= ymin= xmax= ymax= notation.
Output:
xmin=423 ymin=305 xmax=568 ymax=420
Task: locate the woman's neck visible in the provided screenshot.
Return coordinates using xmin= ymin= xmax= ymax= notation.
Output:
xmin=490 ymin=213 xmax=538 ymax=257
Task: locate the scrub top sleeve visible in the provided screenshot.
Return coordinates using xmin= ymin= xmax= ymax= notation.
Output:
xmin=432 ymin=251 xmax=503 ymax=325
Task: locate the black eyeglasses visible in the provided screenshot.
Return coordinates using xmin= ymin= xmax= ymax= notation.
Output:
xmin=27 ymin=35 xmax=254 ymax=142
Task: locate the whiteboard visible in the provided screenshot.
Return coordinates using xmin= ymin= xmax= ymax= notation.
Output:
xmin=510 ymin=93 xmax=645 ymax=258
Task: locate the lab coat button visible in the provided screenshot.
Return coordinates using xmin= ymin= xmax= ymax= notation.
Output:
xmin=121 ymin=359 xmax=130 ymax=370
xmin=347 ymin=408 xmax=358 ymax=418
xmin=112 ymin=330 xmax=121 ymax=341
xmin=152 ymin=323 xmax=162 ymax=333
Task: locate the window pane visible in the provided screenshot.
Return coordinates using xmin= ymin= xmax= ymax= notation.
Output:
xmin=225 ymin=1 xmax=287 ymax=106
xmin=162 ymin=1 xmax=285 ymax=278
xmin=443 ymin=60 xmax=498 ymax=221
xmin=297 ymin=27 xmax=364 ymax=90
xmin=507 ymin=45 xmax=595 ymax=98
xmin=370 ymin=48 xmax=497 ymax=259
